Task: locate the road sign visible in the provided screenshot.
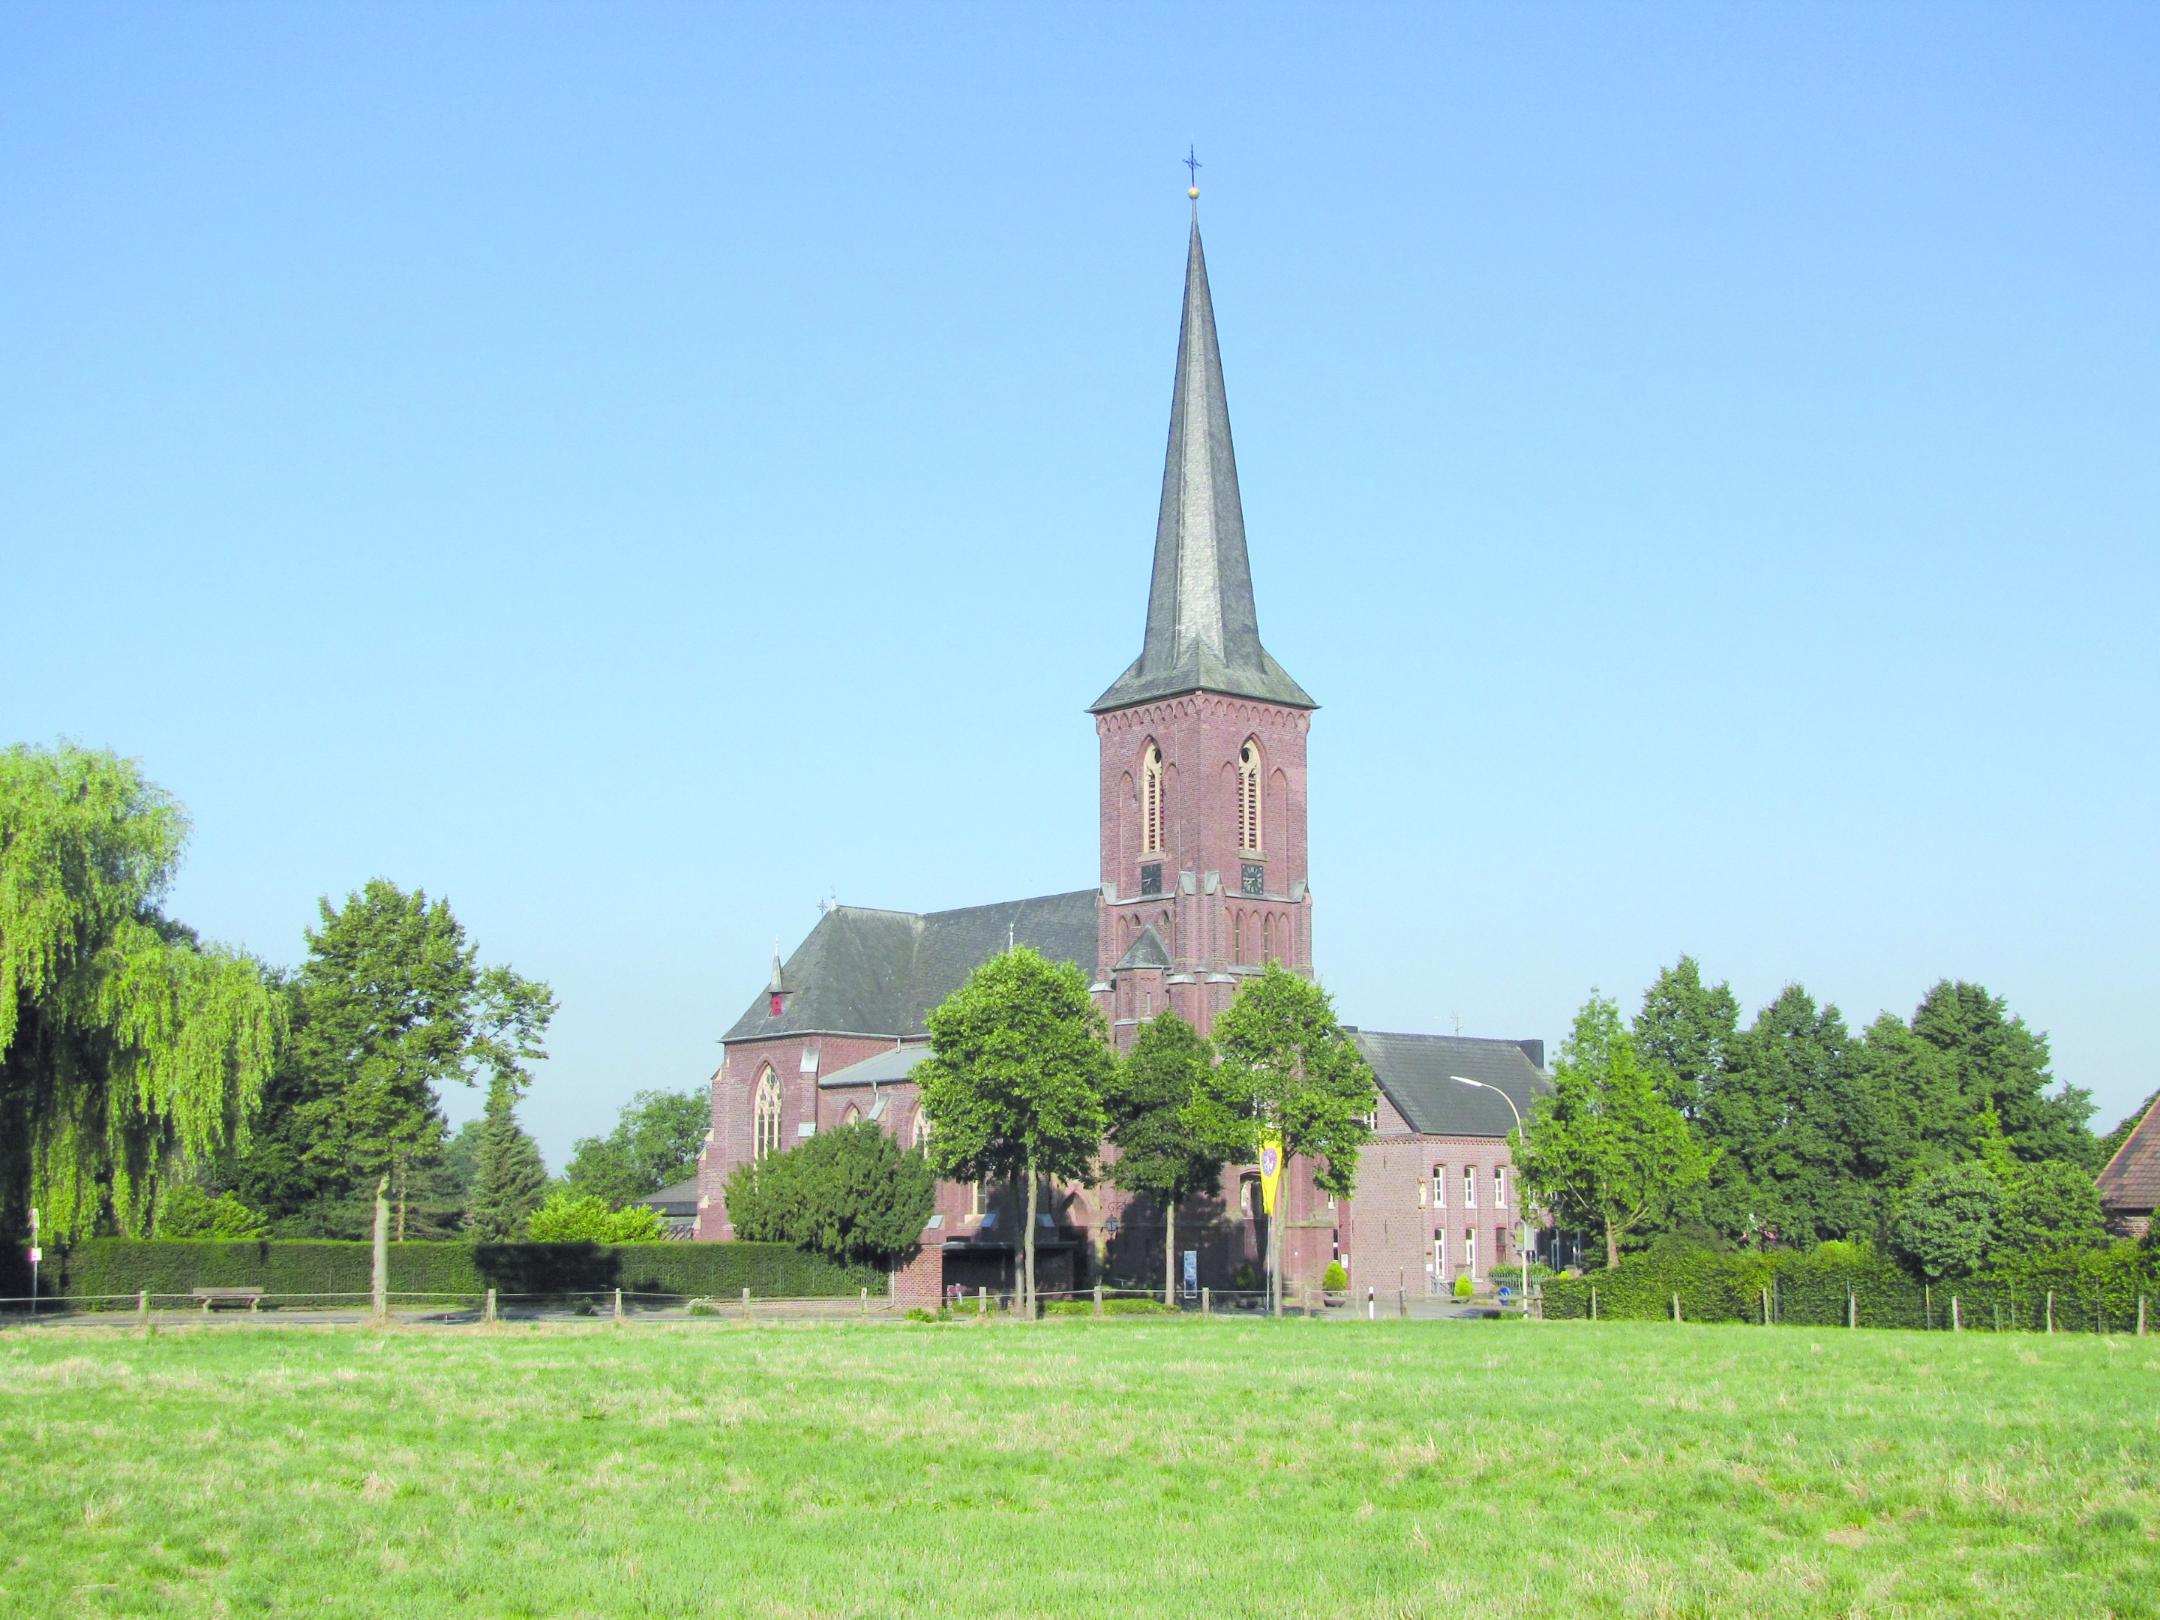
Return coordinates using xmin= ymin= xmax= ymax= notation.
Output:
xmin=27 ymin=1248 xmax=39 ymax=1266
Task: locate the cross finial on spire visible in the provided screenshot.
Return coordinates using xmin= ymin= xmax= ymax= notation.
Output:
xmin=1184 ymin=145 xmax=1201 ymax=200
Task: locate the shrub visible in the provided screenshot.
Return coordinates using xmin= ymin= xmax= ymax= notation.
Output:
xmin=528 ymin=1193 xmax=664 ymax=1244
xmin=723 ymin=1121 xmax=935 ymax=1265
xmin=1891 ymin=1163 xmax=2004 ymax=1281
xmin=1231 ymin=1261 xmax=1262 ymax=1292
xmin=44 ymin=1239 xmax=880 ymax=1304
xmin=1321 ymin=1261 xmax=1348 ymax=1292
xmin=154 ymin=1185 xmax=269 ymax=1240
xmin=1453 ymin=1273 xmax=1474 ymax=1300
xmin=1042 ymin=1297 xmax=1176 ymax=1316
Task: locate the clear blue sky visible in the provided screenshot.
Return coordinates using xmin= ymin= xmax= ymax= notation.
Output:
xmin=5 ymin=5 xmax=2155 ymax=1168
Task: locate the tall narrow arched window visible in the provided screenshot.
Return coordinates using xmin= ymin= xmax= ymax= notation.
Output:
xmin=753 ymin=1066 xmax=782 ymax=1162
xmin=912 ymin=1112 xmax=931 ymax=1152
xmin=840 ymin=1104 xmax=860 ymax=1127
xmin=1141 ymin=741 xmax=1164 ymax=854
xmin=1262 ymin=912 xmax=1274 ymax=963
xmin=1231 ymin=909 xmax=1244 ymax=963
xmin=1238 ymin=738 xmax=1262 ymax=854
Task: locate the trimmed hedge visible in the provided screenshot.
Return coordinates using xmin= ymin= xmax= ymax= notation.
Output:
xmin=1543 ymin=1243 xmax=2160 ymax=1333
xmin=1043 ymin=1298 xmax=1177 ymax=1317
xmin=38 ymin=1239 xmax=881 ymax=1305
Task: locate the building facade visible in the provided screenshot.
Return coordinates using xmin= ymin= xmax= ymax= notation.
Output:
xmin=695 ymin=205 xmax=1552 ymax=1304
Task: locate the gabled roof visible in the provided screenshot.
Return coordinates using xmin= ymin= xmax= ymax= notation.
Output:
xmin=1113 ymin=923 xmax=1173 ymax=972
xmin=819 ymin=1043 xmax=932 ymax=1090
xmin=1092 ymin=214 xmax=1314 ymax=715
xmin=1351 ymin=1031 xmax=1552 ymax=1139
xmin=641 ymin=1177 xmax=700 ymax=1213
xmin=2097 ymin=1093 xmax=2160 ymax=1214
xmin=723 ymin=890 xmax=1098 ymax=1043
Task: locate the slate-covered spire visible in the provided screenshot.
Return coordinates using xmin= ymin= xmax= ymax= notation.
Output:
xmin=1091 ymin=209 xmax=1315 ymax=714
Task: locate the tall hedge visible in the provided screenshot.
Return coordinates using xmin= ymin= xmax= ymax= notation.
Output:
xmin=1543 ymin=1243 xmax=2159 ymax=1333
xmin=38 ymin=1240 xmax=882 ymax=1305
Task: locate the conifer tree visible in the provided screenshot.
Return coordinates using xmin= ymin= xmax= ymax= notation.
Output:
xmin=466 ymin=1074 xmax=549 ymax=1242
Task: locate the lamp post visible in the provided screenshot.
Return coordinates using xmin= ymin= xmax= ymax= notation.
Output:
xmin=1451 ymin=1077 xmax=1530 ymax=1318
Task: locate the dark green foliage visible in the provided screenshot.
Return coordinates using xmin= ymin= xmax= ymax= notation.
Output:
xmin=562 ymin=1088 xmax=709 ymax=1208
xmin=1909 ymin=981 xmax=2093 ymax=1166
xmin=1996 ymin=1159 xmax=2109 ymax=1253
xmin=723 ymin=1120 xmax=935 ymax=1265
xmin=1889 ymin=1161 xmax=2005 ymax=1281
xmin=153 ymin=1184 xmax=268 ymax=1239
xmin=43 ymin=1238 xmax=879 ymax=1303
xmin=1543 ymin=1241 xmax=2159 ymax=1333
xmin=1632 ymin=957 xmax=1739 ymax=1121
xmin=466 ymin=1077 xmax=549 ymax=1243
xmin=1104 ymin=1011 xmax=1233 ymax=1302
xmin=2096 ymin=1090 xmax=2157 ymax=1167
xmin=1042 ymin=1297 xmax=1176 ymax=1316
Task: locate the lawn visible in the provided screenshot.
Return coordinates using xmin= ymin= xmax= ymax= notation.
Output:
xmin=1 ymin=1315 xmax=2153 ymax=1618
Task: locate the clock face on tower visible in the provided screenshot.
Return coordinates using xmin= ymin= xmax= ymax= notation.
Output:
xmin=1240 ymin=862 xmax=1265 ymax=897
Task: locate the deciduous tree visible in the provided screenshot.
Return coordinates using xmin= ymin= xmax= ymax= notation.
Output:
xmin=1104 ymin=1011 xmax=1234 ymax=1305
xmin=0 ymin=744 xmax=282 ymax=1251
xmin=1208 ymin=965 xmax=1377 ymax=1315
xmin=915 ymin=948 xmax=1111 ymax=1317
xmin=724 ymin=1119 xmax=935 ymax=1266
xmin=1632 ymin=956 xmax=1739 ymax=1121
xmin=526 ymin=1191 xmax=663 ymax=1243
xmin=1514 ymin=994 xmax=1710 ymax=1270
xmin=1889 ymin=1161 xmax=2002 ymax=1281
xmin=562 ymin=1088 xmax=708 ymax=1208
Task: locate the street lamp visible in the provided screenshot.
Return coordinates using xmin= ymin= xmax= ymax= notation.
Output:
xmin=1451 ymin=1076 xmax=1530 ymax=1319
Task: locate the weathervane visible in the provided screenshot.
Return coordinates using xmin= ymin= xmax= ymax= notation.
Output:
xmin=1184 ymin=144 xmax=1201 ymax=200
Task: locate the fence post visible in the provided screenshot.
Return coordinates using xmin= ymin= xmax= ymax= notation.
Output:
xmin=1093 ymin=1283 xmax=1103 ymax=1317
xmin=1201 ymin=1286 xmax=1211 ymax=1318
xmin=1367 ymin=1285 xmax=1376 ymax=1321
xmin=860 ymin=1287 xmax=868 ymax=1317
xmin=1398 ymin=1287 xmax=1407 ymax=1320
xmin=1924 ymin=1284 xmax=1932 ymax=1331
xmin=2045 ymin=1290 xmax=2054 ymax=1334
xmin=741 ymin=1286 xmax=751 ymax=1323
xmin=1672 ymin=1292 xmax=1681 ymax=1324
xmin=977 ymin=1286 xmax=986 ymax=1319
xmin=613 ymin=1288 xmax=623 ymax=1324
xmin=1847 ymin=1288 xmax=1856 ymax=1329
xmin=1951 ymin=1295 xmax=1961 ymax=1333
xmin=484 ymin=1288 xmax=497 ymax=1325
xmin=2139 ymin=1295 xmax=2148 ymax=1338
xmin=137 ymin=1290 xmax=149 ymax=1329
xmin=1590 ymin=1285 xmax=1597 ymax=1322
xmin=1761 ymin=1287 xmax=1770 ymax=1326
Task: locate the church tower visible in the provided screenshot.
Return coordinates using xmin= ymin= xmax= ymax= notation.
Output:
xmin=1091 ymin=206 xmax=1316 ymax=1042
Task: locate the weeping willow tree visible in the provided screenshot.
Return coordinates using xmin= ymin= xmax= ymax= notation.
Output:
xmin=0 ymin=743 xmax=282 ymax=1246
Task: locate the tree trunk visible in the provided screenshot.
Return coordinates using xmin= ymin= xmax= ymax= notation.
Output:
xmin=1023 ymin=1157 xmax=1038 ymax=1320
xmin=1604 ymin=1217 xmax=1620 ymax=1271
xmin=1164 ymin=1198 xmax=1177 ymax=1308
xmin=371 ymin=1176 xmax=390 ymax=1325
xmin=396 ymin=1154 xmax=407 ymax=1245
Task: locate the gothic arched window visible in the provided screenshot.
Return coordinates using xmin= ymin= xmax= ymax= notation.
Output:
xmin=1238 ymin=738 xmax=1262 ymax=854
xmin=840 ymin=1104 xmax=860 ymax=1127
xmin=1231 ymin=909 xmax=1244 ymax=963
xmin=912 ymin=1112 xmax=931 ymax=1152
xmin=1141 ymin=741 xmax=1164 ymax=854
xmin=1262 ymin=912 xmax=1274 ymax=963
xmin=753 ymin=1067 xmax=782 ymax=1162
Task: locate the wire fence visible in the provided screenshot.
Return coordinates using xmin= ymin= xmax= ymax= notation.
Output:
xmin=0 ymin=1286 xmax=919 ymax=1331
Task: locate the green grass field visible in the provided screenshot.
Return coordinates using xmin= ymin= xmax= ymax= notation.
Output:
xmin=2 ymin=1316 xmax=2153 ymax=1618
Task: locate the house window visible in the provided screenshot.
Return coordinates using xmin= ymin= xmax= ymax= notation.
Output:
xmin=753 ymin=1067 xmax=782 ymax=1162
xmin=1465 ymin=1227 xmax=1478 ymax=1279
xmin=1432 ymin=1164 xmax=1446 ymax=1208
xmin=1142 ymin=742 xmax=1164 ymax=854
xmin=1238 ymin=738 xmax=1262 ymax=853
xmin=1434 ymin=1229 xmax=1447 ymax=1279
xmin=968 ymin=1179 xmax=985 ymax=1219
xmin=1495 ymin=1166 xmax=1507 ymax=1207
xmin=1464 ymin=1166 xmax=1477 ymax=1208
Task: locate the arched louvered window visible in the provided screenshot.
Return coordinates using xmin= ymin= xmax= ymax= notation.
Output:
xmin=1238 ymin=738 xmax=1262 ymax=854
xmin=753 ymin=1067 xmax=782 ymax=1162
xmin=1142 ymin=741 xmax=1164 ymax=854
xmin=1231 ymin=910 xmax=1243 ymax=963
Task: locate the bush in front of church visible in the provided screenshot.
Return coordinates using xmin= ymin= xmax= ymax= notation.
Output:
xmin=724 ymin=1121 xmax=936 ymax=1267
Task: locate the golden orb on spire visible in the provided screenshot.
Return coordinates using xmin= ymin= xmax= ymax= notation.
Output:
xmin=1188 ymin=185 xmax=1200 ymax=200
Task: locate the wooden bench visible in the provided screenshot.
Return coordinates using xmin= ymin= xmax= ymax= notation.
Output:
xmin=191 ymin=1287 xmax=264 ymax=1312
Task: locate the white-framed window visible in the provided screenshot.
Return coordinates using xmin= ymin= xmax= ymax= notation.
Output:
xmin=1434 ymin=1229 xmax=1447 ymax=1278
xmin=1465 ymin=1227 xmax=1478 ymax=1279
xmin=1464 ymin=1166 xmax=1478 ymax=1208
xmin=1495 ymin=1166 xmax=1507 ymax=1207
xmin=1433 ymin=1164 xmax=1446 ymax=1208
xmin=753 ymin=1067 xmax=782 ymax=1162
xmin=1238 ymin=737 xmax=1263 ymax=854
xmin=1141 ymin=741 xmax=1165 ymax=854
xmin=1417 ymin=1179 xmax=1427 ymax=1209
xmin=968 ymin=1179 xmax=985 ymax=1219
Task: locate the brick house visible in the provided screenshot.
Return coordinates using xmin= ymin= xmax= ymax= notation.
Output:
xmin=2097 ymin=1093 xmax=2159 ymax=1240
xmin=694 ymin=204 xmax=1553 ymax=1304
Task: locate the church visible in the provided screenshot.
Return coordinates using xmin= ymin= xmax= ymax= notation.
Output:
xmin=694 ymin=200 xmax=1554 ymax=1305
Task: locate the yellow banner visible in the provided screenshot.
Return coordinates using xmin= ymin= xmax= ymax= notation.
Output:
xmin=1258 ymin=1133 xmax=1283 ymax=1216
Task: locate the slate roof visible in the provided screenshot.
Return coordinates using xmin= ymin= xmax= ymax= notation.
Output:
xmin=2097 ymin=1094 xmax=2160 ymax=1214
xmin=1091 ymin=215 xmax=1314 ymax=715
xmin=1351 ymin=1031 xmax=1552 ymax=1140
xmin=641 ymin=1177 xmax=700 ymax=1215
xmin=1113 ymin=923 xmax=1173 ymax=972
xmin=819 ymin=1043 xmax=932 ymax=1090
xmin=723 ymin=890 xmax=1098 ymax=1042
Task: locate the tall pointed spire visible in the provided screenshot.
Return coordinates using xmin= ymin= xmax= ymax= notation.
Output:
xmin=1091 ymin=207 xmax=1314 ymax=714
